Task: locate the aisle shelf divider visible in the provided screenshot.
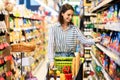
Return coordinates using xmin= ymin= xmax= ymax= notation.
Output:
xmin=91 ymin=0 xmax=112 ymax=12
xmin=94 ymin=22 xmax=120 ymax=32
xmin=84 ymin=13 xmax=97 ymax=16
xmin=62 ymin=1 xmax=80 ymax=5
xmin=84 ymin=32 xmax=92 ymax=36
xmin=84 ymin=47 xmax=92 ymax=50
xmin=13 ymin=26 xmax=37 ymax=31
xmin=90 ymin=51 xmax=112 ymax=80
xmin=105 ymin=22 xmax=120 ymax=32
xmin=95 ymin=43 xmax=120 ymax=66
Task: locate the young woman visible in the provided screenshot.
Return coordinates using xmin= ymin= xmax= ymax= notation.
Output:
xmin=48 ymin=3 xmax=101 ymax=69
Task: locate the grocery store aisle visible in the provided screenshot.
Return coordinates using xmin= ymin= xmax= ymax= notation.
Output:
xmin=32 ymin=56 xmax=48 ymax=80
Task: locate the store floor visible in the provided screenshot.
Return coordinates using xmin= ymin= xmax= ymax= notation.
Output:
xmin=32 ymin=56 xmax=48 ymax=80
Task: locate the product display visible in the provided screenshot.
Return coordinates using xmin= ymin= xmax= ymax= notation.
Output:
xmin=0 ymin=0 xmax=47 ymax=79
xmin=0 ymin=5 xmax=14 ymax=80
xmin=88 ymin=0 xmax=120 ymax=80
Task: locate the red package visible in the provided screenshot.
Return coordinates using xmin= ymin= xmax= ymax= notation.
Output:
xmin=62 ymin=66 xmax=71 ymax=74
xmin=4 ymin=55 xmax=12 ymax=61
xmin=6 ymin=71 xmax=12 ymax=77
xmin=0 ymin=77 xmax=4 ymax=80
xmin=0 ymin=59 xmax=4 ymax=64
xmin=65 ymin=73 xmax=72 ymax=80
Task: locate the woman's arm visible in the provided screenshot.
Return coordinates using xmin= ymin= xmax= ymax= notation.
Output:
xmin=47 ymin=26 xmax=55 ymax=63
xmin=75 ymin=27 xmax=95 ymax=45
xmin=75 ymin=27 xmax=101 ymax=45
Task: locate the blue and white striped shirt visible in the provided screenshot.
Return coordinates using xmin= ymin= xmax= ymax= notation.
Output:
xmin=48 ymin=22 xmax=95 ymax=62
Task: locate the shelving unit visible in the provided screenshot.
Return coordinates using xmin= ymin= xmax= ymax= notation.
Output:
xmin=91 ymin=0 xmax=113 ymax=12
xmin=94 ymin=22 xmax=120 ymax=32
xmin=0 ymin=1 xmax=47 ymax=79
xmin=0 ymin=10 xmax=13 ymax=80
xmin=91 ymin=0 xmax=120 ymax=13
xmin=88 ymin=0 xmax=120 ymax=80
xmin=90 ymin=51 xmax=112 ymax=80
xmin=80 ymin=0 xmax=97 ymax=79
xmin=96 ymin=43 xmax=120 ymax=66
xmin=10 ymin=13 xmax=46 ymax=79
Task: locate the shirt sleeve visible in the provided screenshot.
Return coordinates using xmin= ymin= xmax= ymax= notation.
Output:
xmin=47 ymin=26 xmax=55 ymax=63
xmin=75 ymin=27 xmax=95 ymax=45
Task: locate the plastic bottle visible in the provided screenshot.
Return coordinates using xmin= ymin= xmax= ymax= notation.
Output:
xmin=56 ymin=76 xmax=60 ymax=80
xmin=50 ymin=76 xmax=55 ymax=80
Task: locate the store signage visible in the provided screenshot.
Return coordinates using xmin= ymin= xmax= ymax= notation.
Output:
xmin=22 ymin=56 xmax=35 ymax=66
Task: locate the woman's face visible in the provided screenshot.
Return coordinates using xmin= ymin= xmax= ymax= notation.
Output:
xmin=62 ymin=9 xmax=74 ymax=24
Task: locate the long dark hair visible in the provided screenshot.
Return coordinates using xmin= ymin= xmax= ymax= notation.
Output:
xmin=58 ymin=3 xmax=74 ymax=25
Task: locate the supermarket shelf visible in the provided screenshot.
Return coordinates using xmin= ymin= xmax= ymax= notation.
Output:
xmin=84 ymin=32 xmax=91 ymax=36
xmin=94 ymin=22 xmax=120 ymax=32
xmin=89 ymin=64 xmax=98 ymax=80
xmin=21 ymin=35 xmax=37 ymax=41
xmin=108 ymin=47 xmax=120 ymax=57
xmin=105 ymin=27 xmax=120 ymax=32
xmin=91 ymin=0 xmax=112 ymax=12
xmin=105 ymin=22 xmax=120 ymax=32
xmin=10 ymin=13 xmax=44 ymax=20
xmin=11 ymin=35 xmax=38 ymax=43
xmin=90 ymin=51 xmax=101 ymax=68
xmin=84 ymin=47 xmax=91 ymax=50
xmin=84 ymin=13 xmax=97 ymax=16
xmin=84 ymin=22 xmax=91 ymax=25
xmin=83 ymin=78 xmax=88 ymax=80
xmin=91 ymin=0 xmax=120 ymax=12
xmin=13 ymin=26 xmax=37 ymax=31
xmin=90 ymin=51 xmax=112 ymax=80
xmin=62 ymin=1 xmax=80 ymax=5
xmin=85 ymin=58 xmax=92 ymax=61
xmin=95 ymin=43 xmax=120 ymax=66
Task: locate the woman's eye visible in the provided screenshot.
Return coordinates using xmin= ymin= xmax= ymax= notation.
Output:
xmin=68 ymin=14 xmax=73 ymax=16
xmin=68 ymin=14 xmax=70 ymax=16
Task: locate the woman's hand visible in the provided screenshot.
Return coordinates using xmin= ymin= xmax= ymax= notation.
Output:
xmin=49 ymin=62 xmax=54 ymax=69
xmin=94 ymin=37 xmax=102 ymax=43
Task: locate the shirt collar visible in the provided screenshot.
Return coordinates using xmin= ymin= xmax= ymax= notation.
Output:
xmin=57 ymin=22 xmax=73 ymax=29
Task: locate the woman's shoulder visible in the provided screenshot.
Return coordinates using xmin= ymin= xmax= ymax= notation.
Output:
xmin=70 ymin=25 xmax=82 ymax=33
xmin=48 ymin=22 xmax=60 ymax=30
xmin=52 ymin=22 xmax=61 ymax=27
xmin=70 ymin=24 xmax=78 ymax=29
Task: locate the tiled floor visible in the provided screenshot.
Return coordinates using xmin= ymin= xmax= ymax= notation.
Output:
xmin=32 ymin=56 xmax=48 ymax=80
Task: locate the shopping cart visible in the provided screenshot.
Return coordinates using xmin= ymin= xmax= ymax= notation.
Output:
xmin=46 ymin=57 xmax=73 ymax=80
